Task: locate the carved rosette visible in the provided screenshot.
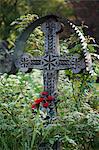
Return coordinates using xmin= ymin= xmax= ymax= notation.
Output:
xmin=15 ymin=53 xmax=32 ymax=72
xmin=15 ymin=53 xmax=42 ymax=72
xmin=41 ymin=54 xmax=59 ymax=70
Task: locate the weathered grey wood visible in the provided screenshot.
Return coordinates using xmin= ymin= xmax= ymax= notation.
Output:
xmin=14 ymin=15 xmax=93 ymax=119
xmin=41 ymin=19 xmax=61 ymax=117
xmin=15 ymin=53 xmax=42 ymax=72
xmin=15 ymin=18 xmax=87 ymax=119
xmin=15 ymin=53 xmax=86 ymax=73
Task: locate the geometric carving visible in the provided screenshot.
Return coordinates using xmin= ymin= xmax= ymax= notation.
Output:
xmin=70 ymin=54 xmax=85 ymax=73
xmin=30 ymin=57 xmax=42 ymax=69
xmin=16 ymin=53 xmax=86 ymax=73
xmin=58 ymin=54 xmax=85 ymax=73
xmin=15 ymin=53 xmax=42 ymax=72
xmin=15 ymin=53 xmax=32 ymax=72
xmin=14 ymin=15 xmax=92 ymax=119
xmin=41 ymin=19 xmax=61 ymax=54
xmin=41 ymin=54 xmax=58 ymax=70
xmin=58 ymin=56 xmax=70 ymax=70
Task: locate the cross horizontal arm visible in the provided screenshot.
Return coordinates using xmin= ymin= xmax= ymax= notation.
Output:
xmin=58 ymin=56 xmax=71 ymax=70
xmin=15 ymin=53 xmax=86 ymax=74
xmin=30 ymin=57 xmax=42 ymax=69
xmin=58 ymin=54 xmax=86 ymax=73
xmin=15 ymin=53 xmax=42 ymax=72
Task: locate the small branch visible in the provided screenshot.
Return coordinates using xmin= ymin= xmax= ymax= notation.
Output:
xmin=91 ymin=53 xmax=99 ymax=60
xmin=4 ymin=108 xmax=12 ymax=115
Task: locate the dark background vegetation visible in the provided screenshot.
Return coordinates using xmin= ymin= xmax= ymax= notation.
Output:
xmin=0 ymin=0 xmax=99 ymax=48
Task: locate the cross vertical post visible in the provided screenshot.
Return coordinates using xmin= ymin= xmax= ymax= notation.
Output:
xmin=41 ymin=19 xmax=62 ymax=117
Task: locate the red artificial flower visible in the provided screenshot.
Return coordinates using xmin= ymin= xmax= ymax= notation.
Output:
xmin=43 ymin=102 xmax=49 ymax=108
xmin=31 ymin=104 xmax=36 ymax=109
xmin=41 ymin=91 xmax=48 ymax=96
xmin=47 ymin=96 xmax=54 ymax=101
xmin=34 ymin=98 xmax=44 ymax=104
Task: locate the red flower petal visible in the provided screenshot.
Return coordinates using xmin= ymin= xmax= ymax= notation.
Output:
xmin=47 ymin=96 xmax=54 ymax=101
xmin=41 ymin=91 xmax=48 ymax=95
xmin=43 ymin=102 xmax=49 ymax=108
xmin=39 ymin=97 xmax=44 ymax=101
xmin=31 ymin=104 xmax=36 ymax=109
xmin=35 ymin=98 xmax=44 ymax=104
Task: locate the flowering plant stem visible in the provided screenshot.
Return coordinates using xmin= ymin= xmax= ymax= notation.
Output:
xmin=31 ymin=110 xmax=40 ymax=149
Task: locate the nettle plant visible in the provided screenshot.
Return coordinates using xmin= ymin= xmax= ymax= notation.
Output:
xmin=0 ymin=14 xmax=99 ymax=150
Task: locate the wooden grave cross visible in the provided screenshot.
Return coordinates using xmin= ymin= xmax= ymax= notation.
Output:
xmin=15 ymin=18 xmax=86 ymax=118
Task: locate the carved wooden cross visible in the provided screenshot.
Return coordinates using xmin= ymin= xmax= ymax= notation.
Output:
xmin=15 ymin=18 xmax=85 ymax=118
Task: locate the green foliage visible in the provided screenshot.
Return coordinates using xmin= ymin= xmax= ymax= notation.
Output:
xmin=0 ymin=70 xmax=99 ymax=149
xmin=0 ymin=0 xmax=74 ymax=40
xmin=0 ymin=0 xmax=29 ymax=40
xmin=28 ymin=0 xmax=74 ymax=17
xmin=0 ymin=71 xmax=42 ymax=149
xmin=0 ymin=13 xmax=99 ymax=150
xmin=8 ymin=14 xmax=44 ymax=55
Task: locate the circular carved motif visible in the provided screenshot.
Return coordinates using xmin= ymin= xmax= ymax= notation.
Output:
xmin=41 ymin=54 xmax=59 ymax=70
xmin=70 ymin=54 xmax=85 ymax=73
xmin=15 ymin=53 xmax=32 ymax=72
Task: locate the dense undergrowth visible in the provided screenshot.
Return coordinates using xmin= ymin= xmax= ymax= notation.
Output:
xmin=0 ymin=71 xmax=98 ymax=150
xmin=0 ymin=14 xmax=99 ymax=150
